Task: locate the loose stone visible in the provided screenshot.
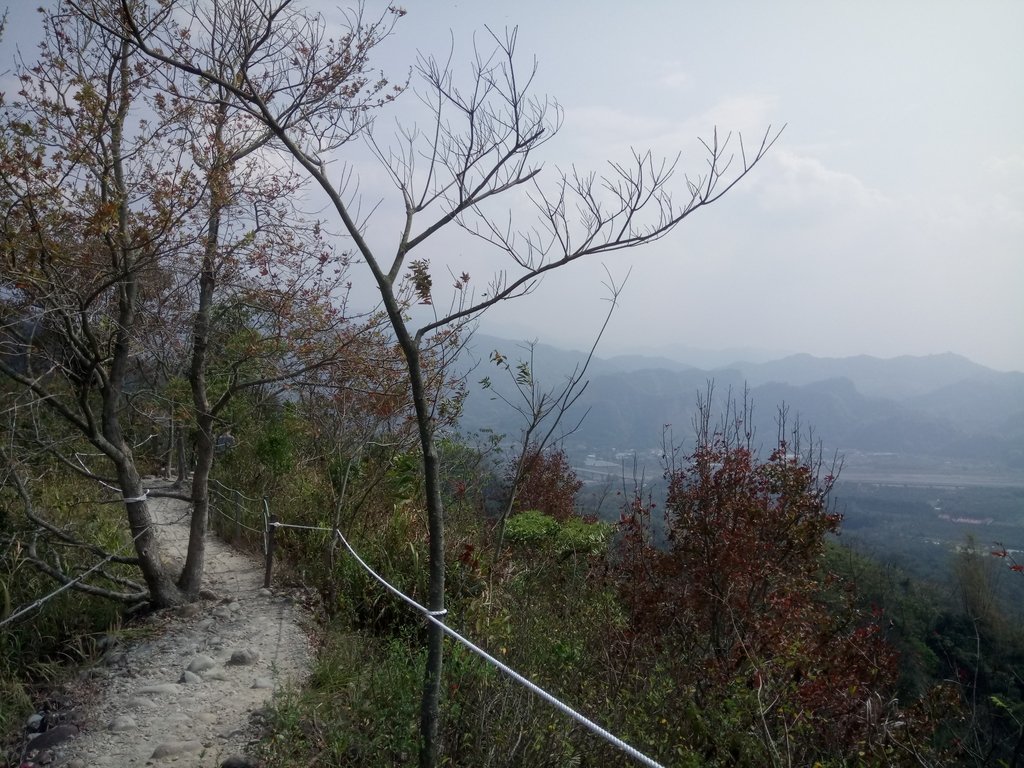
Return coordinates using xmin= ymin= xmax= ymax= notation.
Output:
xmin=136 ymin=683 xmax=179 ymax=695
xmin=27 ymin=724 xmax=79 ymax=750
xmin=108 ymin=715 xmax=137 ymax=732
xmin=226 ymin=648 xmax=258 ymax=666
xmin=186 ymin=654 xmax=217 ymax=673
xmin=150 ymin=740 xmax=204 ymax=759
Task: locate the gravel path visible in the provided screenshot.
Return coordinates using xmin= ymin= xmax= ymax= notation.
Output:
xmin=31 ymin=483 xmax=312 ymax=767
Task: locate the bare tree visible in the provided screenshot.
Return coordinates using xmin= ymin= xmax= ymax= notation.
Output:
xmin=484 ymin=270 xmax=624 ymax=563
xmin=90 ymin=2 xmax=781 ymax=762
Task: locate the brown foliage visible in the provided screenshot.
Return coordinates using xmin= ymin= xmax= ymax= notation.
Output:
xmin=508 ymin=445 xmax=582 ymax=523
xmin=617 ymin=436 xmax=914 ymax=763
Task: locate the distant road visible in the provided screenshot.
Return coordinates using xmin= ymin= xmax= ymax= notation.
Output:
xmin=836 ymin=471 xmax=1024 ymax=489
xmin=573 ymin=463 xmax=1024 ymax=489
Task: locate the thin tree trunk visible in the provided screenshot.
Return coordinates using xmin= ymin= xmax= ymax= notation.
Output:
xmin=178 ymin=99 xmax=229 ymax=596
xmin=101 ymin=250 xmax=181 ymax=606
xmin=164 ymin=418 xmax=174 ymax=480
xmin=396 ymin=339 xmax=446 ymax=768
xmin=104 ymin=36 xmax=182 ymax=608
xmin=116 ymin=459 xmax=183 ymax=606
xmin=177 ymin=214 xmax=216 ymax=595
xmin=175 ymin=428 xmax=187 ymax=486
xmin=180 ymin=415 xmax=212 ymax=595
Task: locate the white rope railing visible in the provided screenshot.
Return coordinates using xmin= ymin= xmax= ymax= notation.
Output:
xmin=267 ymin=518 xmax=664 ymax=768
xmin=206 ymin=480 xmax=266 ymax=534
xmin=209 ymin=478 xmax=263 ymax=503
xmin=5 ymin=481 xmax=663 ymax=766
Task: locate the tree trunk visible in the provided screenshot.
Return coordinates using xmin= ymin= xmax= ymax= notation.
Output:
xmin=102 ymin=39 xmax=182 ymax=608
xmin=103 ymin=272 xmax=183 ymax=607
xmin=175 ymin=428 xmax=187 ymax=486
xmin=164 ymin=418 xmax=174 ymax=481
xmin=116 ymin=459 xmax=183 ymax=607
xmin=102 ymin=272 xmax=182 ymax=606
xmin=179 ymin=414 xmax=212 ymax=595
xmin=395 ymin=339 xmax=446 ymax=768
xmin=178 ymin=100 xmax=228 ymax=596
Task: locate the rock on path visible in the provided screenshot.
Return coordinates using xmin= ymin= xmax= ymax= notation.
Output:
xmin=38 ymin=481 xmax=312 ymax=767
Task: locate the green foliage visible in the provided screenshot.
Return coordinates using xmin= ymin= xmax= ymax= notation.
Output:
xmin=257 ymin=628 xmax=422 ymax=766
xmin=823 ymin=541 xmax=945 ymax=696
xmin=252 ymin=406 xmax=302 ymax=479
xmin=0 ymin=474 xmax=135 ymax=739
xmin=0 ymin=675 xmax=32 ymax=736
xmin=556 ymin=517 xmax=612 ymax=556
xmin=504 ymin=509 xmax=559 ymax=545
xmin=504 ymin=510 xmax=611 ymax=557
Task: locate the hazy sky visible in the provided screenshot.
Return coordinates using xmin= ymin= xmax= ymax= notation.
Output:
xmin=360 ymin=0 xmax=1024 ymax=371
xmin=4 ymin=2 xmax=1022 ymax=371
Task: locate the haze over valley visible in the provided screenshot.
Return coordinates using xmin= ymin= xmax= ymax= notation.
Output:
xmin=462 ymin=333 xmax=1024 ymax=614
xmin=462 ymin=333 xmax=1024 ymax=482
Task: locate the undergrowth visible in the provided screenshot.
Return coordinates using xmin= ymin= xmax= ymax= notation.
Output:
xmin=1 ymin=470 xmax=136 ymax=738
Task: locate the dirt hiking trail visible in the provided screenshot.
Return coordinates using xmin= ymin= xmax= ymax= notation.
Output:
xmin=22 ymin=482 xmax=313 ymax=768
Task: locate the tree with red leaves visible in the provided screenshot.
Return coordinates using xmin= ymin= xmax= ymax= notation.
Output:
xmin=509 ymin=445 xmax=583 ymax=524
xmin=618 ymin=396 xmax=917 ymax=764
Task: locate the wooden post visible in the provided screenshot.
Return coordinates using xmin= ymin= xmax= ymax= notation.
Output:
xmin=264 ymin=513 xmax=277 ymax=588
xmin=233 ymin=489 xmax=242 ymax=545
xmin=165 ymin=418 xmax=174 ymax=480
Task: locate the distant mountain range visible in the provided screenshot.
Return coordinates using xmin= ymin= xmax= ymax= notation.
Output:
xmin=458 ymin=335 xmax=1024 ymax=472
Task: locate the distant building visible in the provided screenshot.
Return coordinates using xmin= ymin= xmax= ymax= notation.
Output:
xmin=583 ymin=455 xmax=618 ymax=470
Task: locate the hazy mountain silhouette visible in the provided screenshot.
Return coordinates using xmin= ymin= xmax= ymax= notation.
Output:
xmin=722 ymin=352 xmax=994 ymax=399
xmin=459 ymin=336 xmax=1024 ymax=470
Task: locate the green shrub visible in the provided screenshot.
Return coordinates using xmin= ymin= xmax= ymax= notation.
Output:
xmin=555 ymin=517 xmax=612 ymax=556
xmin=504 ymin=509 xmax=559 ymax=545
xmin=257 ymin=628 xmax=421 ymax=767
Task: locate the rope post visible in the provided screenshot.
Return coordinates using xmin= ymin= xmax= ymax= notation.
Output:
xmin=233 ymin=489 xmax=242 ymax=545
xmin=165 ymin=419 xmax=174 ymax=481
xmin=263 ymin=508 xmax=276 ymax=588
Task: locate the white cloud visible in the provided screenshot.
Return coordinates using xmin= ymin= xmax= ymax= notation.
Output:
xmin=558 ymin=93 xmax=778 ymax=171
xmin=985 ymin=151 xmax=1024 ymax=176
xmin=752 ymin=149 xmax=889 ymax=214
xmin=657 ymin=65 xmax=693 ymax=92
xmin=685 ymin=95 xmax=779 ymax=140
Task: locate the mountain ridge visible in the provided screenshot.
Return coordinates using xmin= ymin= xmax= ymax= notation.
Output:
xmin=459 ymin=335 xmax=1024 ymax=471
